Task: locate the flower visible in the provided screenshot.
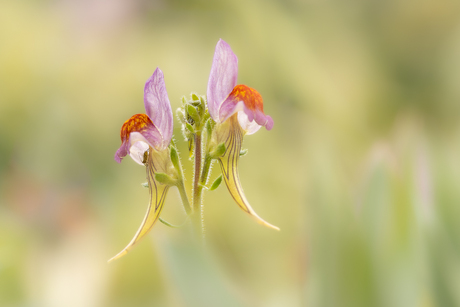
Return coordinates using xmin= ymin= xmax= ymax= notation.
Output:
xmin=110 ymin=68 xmax=175 ymax=262
xmin=115 ymin=68 xmax=173 ymax=164
xmin=207 ymin=39 xmax=279 ymax=230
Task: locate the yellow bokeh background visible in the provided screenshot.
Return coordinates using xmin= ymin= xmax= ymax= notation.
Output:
xmin=1 ymin=1 xmax=460 ymax=306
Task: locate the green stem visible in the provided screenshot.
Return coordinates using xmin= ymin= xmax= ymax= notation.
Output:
xmin=200 ymin=155 xmax=213 ymax=187
xmin=192 ymin=154 xmax=214 ymax=236
xmin=176 ymin=179 xmax=191 ymax=215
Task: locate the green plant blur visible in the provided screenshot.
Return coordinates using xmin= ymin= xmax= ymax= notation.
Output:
xmin=1 ymin=1 xmax=460 ymax=306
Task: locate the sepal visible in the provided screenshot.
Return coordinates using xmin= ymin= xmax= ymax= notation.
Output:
xmin=210 ymin=143 xmax=226 ymax=159
xmin=155 ymin=172 xmax=177 ymax=186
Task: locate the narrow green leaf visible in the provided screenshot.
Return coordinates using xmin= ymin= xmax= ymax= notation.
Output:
xmin=185 ymin=122 xmax=195 ymax=134
xmin=209 ymin=175 xmax=223 ymax=191
xmin=159 ymin=217 xmax=188 ymax=228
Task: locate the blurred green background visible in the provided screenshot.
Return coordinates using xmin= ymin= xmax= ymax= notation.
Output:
xmin=1 ymin=0 xmax=460 ymax=306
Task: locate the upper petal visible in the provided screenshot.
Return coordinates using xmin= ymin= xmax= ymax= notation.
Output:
xmin=207 ymin=39 xmax=238 ymax=122
xmin=144 ymin=68 xmax=173 ymax=148
xmin=218 ymin=85 xmax=274 ymax=132
xmin=114 ymin=114 xmax=163 ymax=163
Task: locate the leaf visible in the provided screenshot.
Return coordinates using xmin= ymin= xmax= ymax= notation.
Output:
xmin=209 ymin=175 xmax=223 ymax=191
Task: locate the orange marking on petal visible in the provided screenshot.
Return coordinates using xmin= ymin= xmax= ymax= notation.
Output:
xmin=120 ymin=114 xmax=153 ymax=142
xmin=228 ymin=84 xmax=264 ymax=112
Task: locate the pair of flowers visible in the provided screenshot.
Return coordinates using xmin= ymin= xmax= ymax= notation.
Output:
xmin=111 ymin=40 xmax=277 ymax=261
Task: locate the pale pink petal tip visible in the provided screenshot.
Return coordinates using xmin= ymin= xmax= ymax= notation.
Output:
xmin=115 ymin=142 xmax=129 ymax=163
xmin=265 ymin=115 xmax=274 ymax=130
xmin=144 ymin=68 xmax=173 ymax=149
xmin=207 ymin=39 xmax=239 ymax=122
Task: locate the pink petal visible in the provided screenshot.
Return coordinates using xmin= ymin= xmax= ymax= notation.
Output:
xmin=114 ymin=115 xmax=163 ymax=163
xmin=129 ymin=141 xmax=150 ymax=165
xmin=237 ymin=111 xmax=261 ymax=135
xmin=254 ymin=110 xmax=274 ymax=131
xmin=207 ymin=39 xmax=238 ymax=122
xmin=218 ymin=85 xmax=274 ymax=133
xmin=144 ymin=68 xmax=173 ymax=149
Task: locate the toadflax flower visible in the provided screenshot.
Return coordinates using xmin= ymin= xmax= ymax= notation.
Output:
xmin=207 ymin=39 xmax=279 ymax=230
xmin=110 ymin=68 xmax=177 ymax=262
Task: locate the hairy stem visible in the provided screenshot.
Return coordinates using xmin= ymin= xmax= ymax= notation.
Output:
xmin=176 ymin=179 xmax=191 ymax=215
xmin=192 ymin=132 xmax=203 ymax=232
xmin=200 ymin=155 xmax=213 ymax=186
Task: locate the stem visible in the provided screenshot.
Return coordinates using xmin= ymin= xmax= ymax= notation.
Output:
xmin=192 ymin=132 xmax=203 ymax=231
xmin=200 ymin=155 xmax=213 ymax=186
xmin=176 ymin=179 xmax=191 ymax=215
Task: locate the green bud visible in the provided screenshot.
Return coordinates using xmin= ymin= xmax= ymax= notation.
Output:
xmin=202 ymin=111 xmax=210 ymax=123
xmin=169 ymin=146 xmax=181 ymax=174
xmin=190 ymin=101 xmax=201 ymax=108
xmin=200 ymin=96 xmax=206 ymax=112
xmin=205 ymin=119 xmax=213 ymax=141
xmin=184 ymin=129 xmax=193 ymax=141
xmin=186 ymin=104 xmax=200 ymax=123
xmin=181 ymin=96 xmax=187 ymax=105
xmin=191 ymin=93 xmax=199 ymax=101
xmin=154 ymin=172 xmax=177 ymax=185
xmin=240 ymin=148 xmax=248 ymax=156
xmin=176 ymin=108 xmax=185 ymax=123
xmin=141 ymin=182 xmax=149 ymax=188
xmin=209 ymin=175 xmax=223 ymax=191
xmin=210 ymin=142 xmax=226 ymax=159
xmin=185 ymin=122 xmax=195 ymax=134
xmin=208 ymin=117 xmax=216 ymax=129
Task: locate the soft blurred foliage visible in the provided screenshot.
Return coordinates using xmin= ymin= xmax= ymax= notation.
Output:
xmin=1 ymin=0 xmax=460 ymax=306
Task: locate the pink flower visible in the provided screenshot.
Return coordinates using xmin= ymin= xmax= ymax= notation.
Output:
xmin=115 ymin=67 xmax=173 ymax=164
xmin=207 ymin=39 xmax=278 ymax=231
xmin=110 ymin=68 xmax=176 ymax=262
xmin=207 ymin=39 xmax=273 ymax=134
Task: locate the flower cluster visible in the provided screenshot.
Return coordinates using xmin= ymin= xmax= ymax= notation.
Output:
xmin=110 ymin=39 xmax=278 ymax=262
